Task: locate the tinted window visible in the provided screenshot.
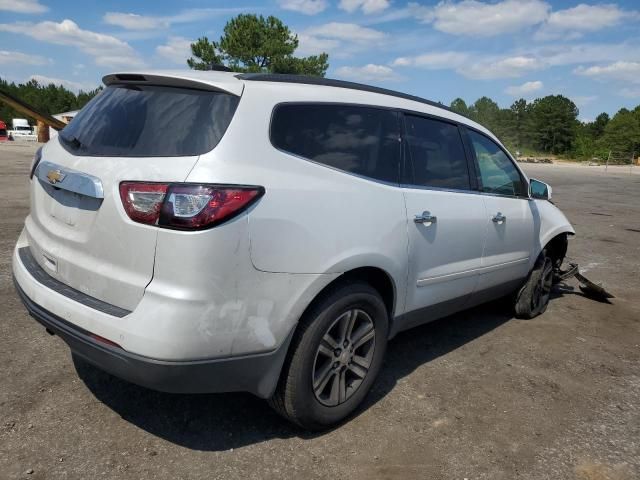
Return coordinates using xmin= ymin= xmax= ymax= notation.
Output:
xmin=59 ymin=85 xmax=239 ymax=157
xmin=271 ymin=104 xmax=400 ymax=183
xmin=468 ymin=130 xmax=526 ymax=197
xmin=404 ymin=115 xmax=470 ymax=190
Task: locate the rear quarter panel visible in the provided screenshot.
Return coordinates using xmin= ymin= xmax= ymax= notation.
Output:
xmin=186 ymin=84 xmax=411 ymax=317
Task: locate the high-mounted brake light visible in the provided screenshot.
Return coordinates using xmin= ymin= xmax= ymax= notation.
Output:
xmin=119 ymin=182 xmax=264 ymax=230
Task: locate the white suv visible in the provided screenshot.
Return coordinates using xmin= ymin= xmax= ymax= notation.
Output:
xmin=13 ymin=70 xmax=574 ymax=429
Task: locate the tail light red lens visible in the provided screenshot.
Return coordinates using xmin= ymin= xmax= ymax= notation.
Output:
xmin=120 ymin=182 xmax=168 ymax=225
xmin=119 ymin=182 xmax=264 ymax=230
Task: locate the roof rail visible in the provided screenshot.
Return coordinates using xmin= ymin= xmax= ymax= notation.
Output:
xmin=236 ymin=73 xmax=460 ymax=116
xmin=206 ymin=64 xmax=234 ymax=72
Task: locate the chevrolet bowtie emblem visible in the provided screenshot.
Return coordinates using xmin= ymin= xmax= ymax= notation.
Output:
xmin=46 ymin=169 xmax=65 ymax=185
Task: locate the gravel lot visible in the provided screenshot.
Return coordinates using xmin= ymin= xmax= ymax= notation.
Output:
xmin=1 ymin=142 xmax=639 ymax=480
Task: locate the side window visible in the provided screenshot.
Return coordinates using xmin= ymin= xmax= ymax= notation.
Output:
xmin=467 ymin=130 xmax=526 ymax=197
xmin=403 ymin=115 xmax=471 ymax=190
xmin=270 ymin=104 xmax=400 ymax=183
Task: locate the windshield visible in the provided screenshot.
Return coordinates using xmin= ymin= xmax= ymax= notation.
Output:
xmin=59 ymin=84 xmax=239 ymax=157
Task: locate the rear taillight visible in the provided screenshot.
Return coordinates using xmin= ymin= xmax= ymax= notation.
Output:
xmin=120 ymin=182 xmax=168 ymax=224
xmin=30 ymin=146 xmax=42 ymax=179
xmin=119 ymin=182 xmax=264 ymax=230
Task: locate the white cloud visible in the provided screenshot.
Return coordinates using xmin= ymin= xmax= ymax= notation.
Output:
xmin=103 ymin=12 xmax=167 ymax=30
xmin=391 ymin=41 xmax=640 ymax=81
xmin=536 ymin=4 xmax=632 ymax=40
xmin=392 ymin=51 xmax=468 ymax=69
xmin=296 ymin=34 xmax=340 ymax=56
xmin=305 ymin=22 xmax=386 ymax=42
xmin=571 ymin=95 xmax=597 ymax=107
xmin=29 ymin=75 xmax=94 ymax=93
xmin=505 ymin=80 xmax=543 ymax=96
xmin=278 ymin=0 xmax=328 ymax=15
xmin=335 ymin=64 xmax=401 ymax=82
xmin=0 ymin=19 xmax=145 ymax=68
xmin=620 ymin=87 xmax=640 ymax=98
xmin=298 ymin=22 xmax=386 ymax=58
xmin=574 ymin=61 xmax=640 ymax=84
xmin=460 ymin=56 xmax=543 ymax=79
xmin=414 ymin=0 xmax=550 ymax=37
xmin=0 ymin=50 xmax=50 ymax=65
xmin=339 ymin=0 xmax=390 ymax=15
xmin=0 ymin=0 xmax=47 ymax=14
xmin=532 ymin=43 xmax=639 ymax=68
xmin=103 ymin=8 xmax=246 ymax=30
xmin=156 ymin=36 xmax=192 ymax=64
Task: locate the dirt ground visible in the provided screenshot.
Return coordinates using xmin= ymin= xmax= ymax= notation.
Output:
xmin=1 ymin=142 xmax=639 ymax=480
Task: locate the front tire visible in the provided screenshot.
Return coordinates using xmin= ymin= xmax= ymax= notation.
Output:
xmin=514 ymin=251 xmax=554 ymax=319
xmin=269 ymin=281 xmax=388 ymax=430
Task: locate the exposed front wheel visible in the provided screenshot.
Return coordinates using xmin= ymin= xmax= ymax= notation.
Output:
xmin=514 ymin=252 xmax=554 ymax=319
xmin=269 ymin=282 xmax=388 ymax=430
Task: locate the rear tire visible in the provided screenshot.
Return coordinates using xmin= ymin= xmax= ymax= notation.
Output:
xmin=514 ymin=251 xmax=554 ymax=319
xmin=269 ymin=281 xmax=388 ymax=430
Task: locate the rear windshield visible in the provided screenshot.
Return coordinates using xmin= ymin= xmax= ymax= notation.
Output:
xmin=0 ymin=129 xmax=6 ymax=136
xmin=59 ymin=84 xmax=239 ymax=157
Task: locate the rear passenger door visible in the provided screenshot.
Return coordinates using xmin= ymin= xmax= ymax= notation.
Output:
xmin=401 ymin=114 xmax=486 ymax=323
xmin=464 ymin=128 xmax=535 ymax=294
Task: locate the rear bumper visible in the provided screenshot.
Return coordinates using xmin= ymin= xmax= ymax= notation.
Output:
xmin=13 ymin=278 xmax=292 ymax=398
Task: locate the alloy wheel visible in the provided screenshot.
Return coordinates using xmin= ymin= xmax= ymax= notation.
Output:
xmin=311 ymin=309 xmax=376 ymax=407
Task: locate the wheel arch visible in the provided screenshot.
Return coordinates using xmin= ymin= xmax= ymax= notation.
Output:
xmin=291 ymin=265 xmax=398 ymax=344
xmin=544 ymin=231 xmax=570 ymax=269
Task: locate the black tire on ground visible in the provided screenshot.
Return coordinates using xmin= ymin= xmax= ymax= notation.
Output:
xmin=514 ymin=250 xmax=554 ymax=319
xmin=269 ymin=281 xmax=388 ymax=430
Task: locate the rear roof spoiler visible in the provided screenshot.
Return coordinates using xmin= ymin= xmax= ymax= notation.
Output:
xmin=102 ymin=72 xmax=244 ymax=97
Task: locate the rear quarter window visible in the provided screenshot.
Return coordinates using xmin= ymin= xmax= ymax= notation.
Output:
xmin=270 ymin=103 xmax=401 ymax=184
xmin=58 ymin=85 xmax=239 ymax=157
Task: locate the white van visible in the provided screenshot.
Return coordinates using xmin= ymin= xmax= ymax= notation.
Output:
xmin=13 ymin=71 xmax=574 ymax=429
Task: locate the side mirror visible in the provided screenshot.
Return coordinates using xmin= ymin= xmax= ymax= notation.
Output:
xmin=530 ymin=178 xmax=552 ymax=200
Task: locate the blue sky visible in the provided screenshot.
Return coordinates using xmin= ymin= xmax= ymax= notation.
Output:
xmin=1 ymin=0 xmax=639 ymax=120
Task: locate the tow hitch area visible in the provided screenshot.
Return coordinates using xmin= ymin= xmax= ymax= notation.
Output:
xmin=554 ymin=263 xmax=615 ymax=303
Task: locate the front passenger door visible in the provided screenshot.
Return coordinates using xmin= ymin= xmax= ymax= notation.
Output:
xmin=465 ymin=129 xmax=536 ymax=294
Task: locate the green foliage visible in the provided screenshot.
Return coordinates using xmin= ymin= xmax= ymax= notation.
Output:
xmin=449 ymin=98 xmax=469 ymax=116
xmin=528 ymin=95 xmax=579 ymax=154
xmin=187 ymin=36 xmax=222 ymax=70
xmin=270 ymin=53 xmax=329 ymax=76
xmin=468 ymin=96 xmax=500 ymax=129
xmin=219 ymin=14 xmax=297 ymax=70
xmin=187 ymin=14 xmax=328 ymax=76
xmin=0 ymin=77 xmax=101 ymax=125
xmin=599 ymin=109 xmax=640 ymax=156
xmin=450 ymin=93 xmax=638 ymax=161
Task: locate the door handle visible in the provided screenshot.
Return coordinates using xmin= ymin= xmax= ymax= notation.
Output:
xmin=414 ymin=211 xmax=437 ymax=226
xmin=492 ymin=212 xmax=506 ymax=223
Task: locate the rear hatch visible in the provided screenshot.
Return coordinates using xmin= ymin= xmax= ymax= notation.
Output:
xmin=26 ymin=74 xmax=241 ymax=311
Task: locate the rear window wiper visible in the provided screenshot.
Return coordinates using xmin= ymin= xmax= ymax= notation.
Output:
xmin=59 ymin=132 xmax=85 ymax=151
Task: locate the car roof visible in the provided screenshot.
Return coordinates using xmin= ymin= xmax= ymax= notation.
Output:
xmin=102 ymin=69 xmax=495 ymax=142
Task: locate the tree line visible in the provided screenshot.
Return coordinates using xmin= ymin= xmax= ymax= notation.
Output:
xmin=0 ymin=77 xmax=101 ymax=125
xmin=449 ymin=95 xmax=640 ymax=161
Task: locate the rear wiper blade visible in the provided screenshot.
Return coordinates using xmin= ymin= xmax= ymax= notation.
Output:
xmin=59 ymin=132 xmax=85 ymax=150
